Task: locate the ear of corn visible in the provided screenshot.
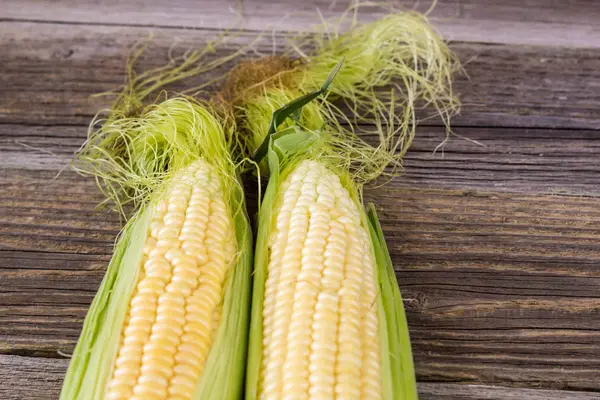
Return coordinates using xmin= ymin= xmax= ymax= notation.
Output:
xmin=62 ymin=99 xmax=252 ymax=400
xmin=238 ymin=11 xmax=459 ymax=399
xmin=246 ymin=134 xmax=417 ymax=400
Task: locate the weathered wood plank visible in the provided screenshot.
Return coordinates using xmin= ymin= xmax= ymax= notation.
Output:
xmin=1 ymin=355 xmax=599 ymax=400
xmin=2 ymin=0 xmax=600 ymax=48
xmin=1 ymin=1 xmax=600 ymax=396
xmin=1 ymin=22 xmax=600 ymax=129
xmin=1 ymin=167 xmax=599 ymax=388
xmin=3 ymin=124 xmax=600 ymax=195
xmin=0 ymin=355 xmax=67 ymax=400
xmin=419 ymin=382 xmax=600 ymax=399
xmin=376 ymin=188 xmax=600 ymax=391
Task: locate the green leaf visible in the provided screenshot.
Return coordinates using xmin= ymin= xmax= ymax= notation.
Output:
xmin=252 ymin=59 xmax=344 ymax=163
xmin=367 ymin=204 xmax=418 ymax=400
xmin=60 ymin=206 xmax=152 ymax=400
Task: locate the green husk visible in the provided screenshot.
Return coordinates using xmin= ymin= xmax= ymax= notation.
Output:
xmin=367 ymin=203 xmax=417 ymax=399
xmin=63 ymin=97 xmax=252 ymax=397
xmin=60 ymin=206 xmax=152 ymax=400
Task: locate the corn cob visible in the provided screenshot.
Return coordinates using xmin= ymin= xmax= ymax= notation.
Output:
xmin=247 ymin=138 xmax=416 ymax=400
xmin=259 ymin=159 xmax=382 ymax=399
xmin=61 ymin=99 xmax=252 ymax=400
xmin=228 ymin=12 xmax=459 ymax=400
xmin=106 ymin=160 xmax=235 ymax=400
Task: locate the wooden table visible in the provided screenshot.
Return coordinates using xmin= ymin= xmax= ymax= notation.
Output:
xmin=1 ymin=1 xmax=599 ymax=399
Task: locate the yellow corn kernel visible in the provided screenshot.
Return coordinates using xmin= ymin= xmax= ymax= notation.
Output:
xmin=259 ymin=160 xmax=381 ymax=400
xmin=106 ymin=159 xmax=236 ymax=400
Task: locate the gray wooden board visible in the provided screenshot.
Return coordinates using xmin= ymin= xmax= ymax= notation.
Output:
xmin=1 ymin=355 xmax=599 ymax=399
xmin=2 ymin=169 xmax=599 ymax=389
xmin=1 ymin=0 xmax=599 ymax=398
xmin=1 ymin=22 xmax=599 ymax=128
xmin=2 ymin=0 xmax=600 ymax=48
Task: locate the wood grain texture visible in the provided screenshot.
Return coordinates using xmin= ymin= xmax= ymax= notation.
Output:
xmin=2 ymin=0 xmax=600 ymax=48
xmin=1 ymin=0 xmax=600 ymax=398
xmin=0 ymin=355 xmax=67 ymax=400
xmin=1 ymin=166 xmax=599 ymax=388
xmin=418 ymin=382 xmax=600 ymax=399
xmin=378 ymin=189 xmax=600 ymax=391
xmin=3 ymin=124 xmax=600 ymax=195
xmin=1 ymin=355 xmax=599 ymax=400
xmin=1 ymin=22 xmax=600 ymax=129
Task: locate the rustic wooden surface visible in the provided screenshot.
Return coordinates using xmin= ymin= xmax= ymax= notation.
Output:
xmin=1 ymin=0 xmax=600 ymax=399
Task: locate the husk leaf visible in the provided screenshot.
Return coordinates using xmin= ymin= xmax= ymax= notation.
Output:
xmin=60 ymin=206 xmax=152 ymax=400
xmin=367 ymin=203 xmax=417 ymax=399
